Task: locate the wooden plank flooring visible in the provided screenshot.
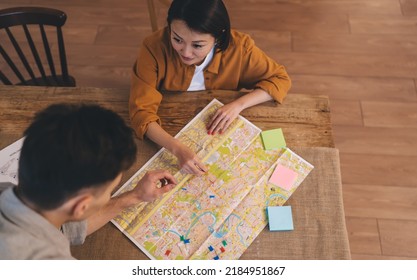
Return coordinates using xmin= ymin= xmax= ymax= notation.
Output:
xmin=1 ymin=0 xmax=416 ymax=259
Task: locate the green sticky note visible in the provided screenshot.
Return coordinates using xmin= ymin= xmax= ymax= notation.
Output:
xmin=261 ymin=128 xmax=286 ymax=150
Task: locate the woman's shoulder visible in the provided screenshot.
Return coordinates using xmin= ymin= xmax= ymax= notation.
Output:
xmin=142 ymin=27 xmax=171 ymax=50
xmin=229 ymin=29 xmax=255 ymax=50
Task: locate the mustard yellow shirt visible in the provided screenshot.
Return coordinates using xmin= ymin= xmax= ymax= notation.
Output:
xmin=130 ymin=27 xmax=291 ymax=139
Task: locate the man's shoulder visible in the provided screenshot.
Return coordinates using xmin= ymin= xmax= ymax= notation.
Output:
xmin=0 ymin=205 xmax=35 ymax=259
xmin=0 ymin=222 xmax=74 ymax=260
xmin=0 ymin=188 xmax=74 ymax=260
xmin=0 ymin=182 xmax=14 ymax=194
xmin=0 ymin=224 xmax=28 ymax=259
xmin=0 ymin=217 xmax=41 ymax=259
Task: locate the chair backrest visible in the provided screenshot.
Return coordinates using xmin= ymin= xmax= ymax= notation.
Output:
xmin=0 ymin=7 xmax=75 ymax=86
xmin=147 ymin=0 xmax=171 ymax=32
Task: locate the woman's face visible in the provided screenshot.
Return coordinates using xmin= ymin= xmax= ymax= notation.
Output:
xmin=170 ymin=20 xmax=216 ymax=66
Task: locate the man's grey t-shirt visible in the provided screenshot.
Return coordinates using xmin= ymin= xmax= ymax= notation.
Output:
xmin=0 ymin=184 xmax=87 ymax=259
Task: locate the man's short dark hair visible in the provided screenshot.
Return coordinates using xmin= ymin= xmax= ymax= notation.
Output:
xmin=17 ymin=103 xmax=137 ymax=210
xmin=167 ymin=0 xmax=231 ymax=52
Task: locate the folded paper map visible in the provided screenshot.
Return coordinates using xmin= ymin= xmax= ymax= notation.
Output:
xmin=112 ymin=99 xmax=313 ymax=259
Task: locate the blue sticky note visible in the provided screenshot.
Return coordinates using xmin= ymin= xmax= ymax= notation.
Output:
xmin=267 ymin=206 xmax=294 ymax=231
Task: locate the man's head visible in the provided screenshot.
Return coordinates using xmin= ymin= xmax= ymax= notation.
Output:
xmin=17 ymin=103 xmax=137 ymax=216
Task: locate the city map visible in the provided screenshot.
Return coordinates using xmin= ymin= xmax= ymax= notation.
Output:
xmin=112 ymin=99 xmax=313 ymax=259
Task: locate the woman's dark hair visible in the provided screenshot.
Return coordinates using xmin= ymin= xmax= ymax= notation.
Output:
xmin=17 ymin=103 xmax=137 ymax=210
xmin=167 ymin=0 xmax=231 ymax=51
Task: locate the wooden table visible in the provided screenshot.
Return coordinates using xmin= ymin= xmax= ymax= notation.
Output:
xmin=0 ymin=86 xmax=333 ymax=148
xmin=0 ymin=85 xmax=350 ymax=259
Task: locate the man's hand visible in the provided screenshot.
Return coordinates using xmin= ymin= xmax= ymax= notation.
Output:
xmin=132 ymin=170 xmax=177 ymax=202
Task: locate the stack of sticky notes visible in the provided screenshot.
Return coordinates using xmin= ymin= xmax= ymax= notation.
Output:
xmin=260 ymin=128 xmax=286 ymax=150
xmin=267 ymin=206 xmax=294 ymax=231
xmin=269 ymin=164 xmax=298 ymax=191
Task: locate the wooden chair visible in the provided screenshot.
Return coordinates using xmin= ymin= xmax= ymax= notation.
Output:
xmin=0 ymin=7 xmax=76 ymax=87
xmin=147 ymin=0 xmax=171 ymax=32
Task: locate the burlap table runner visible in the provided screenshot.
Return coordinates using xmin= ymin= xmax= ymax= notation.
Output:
xmin=241 ymin=147 xmax=351 ymax=259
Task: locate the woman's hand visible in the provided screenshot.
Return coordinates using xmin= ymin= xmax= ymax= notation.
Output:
xmin=145 ymin=122 xmax=207 ymax=176
xmin=173 ymin=142 xmax=207 ymax=175
xmin=207 ymin=101 xmax=243 ymax=135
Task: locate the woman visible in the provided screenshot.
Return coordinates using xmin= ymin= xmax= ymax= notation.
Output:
xmin=130 ymin=0 xmax=291 ymax=175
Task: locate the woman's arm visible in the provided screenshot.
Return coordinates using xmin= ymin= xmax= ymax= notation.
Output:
xmin=130 ymin=30 xmax=207 ymax=175
xmin=146 ymin=122 xmax=207 ymax=175
xmin=207 ymin=31 xmax=290 ymax=134
xmin=207 ymin=89 xmax=272 ymax=135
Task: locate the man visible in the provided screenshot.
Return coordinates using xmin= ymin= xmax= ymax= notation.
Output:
xmin=0 ymin=103 xmax=176 ymax=259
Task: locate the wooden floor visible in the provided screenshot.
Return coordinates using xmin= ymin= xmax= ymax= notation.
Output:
xmin=1 ymin=0 xmax=416 ymax=259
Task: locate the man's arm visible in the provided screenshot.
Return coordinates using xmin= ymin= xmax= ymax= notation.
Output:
xmin=86 ymin=170 xmax=176 ymax=235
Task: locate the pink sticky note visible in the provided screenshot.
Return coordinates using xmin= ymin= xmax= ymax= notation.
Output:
xmin=269 ymin=165 xmax=298 ymax=191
